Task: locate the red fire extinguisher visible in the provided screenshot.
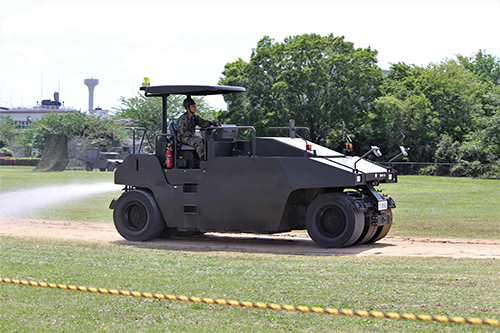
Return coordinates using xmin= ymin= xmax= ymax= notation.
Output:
xmin=166 ymin=143 xmax=173 ymax=168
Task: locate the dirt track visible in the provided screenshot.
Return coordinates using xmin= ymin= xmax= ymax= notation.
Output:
xmin=1 ymin=218 xmax=499 ymax=259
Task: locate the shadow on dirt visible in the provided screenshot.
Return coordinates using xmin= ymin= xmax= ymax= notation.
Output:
xmin=111 ymin=233 xmax=395 ymax=256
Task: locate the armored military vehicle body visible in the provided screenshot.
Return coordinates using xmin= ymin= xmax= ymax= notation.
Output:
xmin=110 ymin=85 xmax=401 ymax=248
xmin=86 ymin=148 xmax=123 ymax=172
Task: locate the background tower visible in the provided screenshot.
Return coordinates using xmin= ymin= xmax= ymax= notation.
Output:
xmin=84 ymin=78 xmax=99 ymax=111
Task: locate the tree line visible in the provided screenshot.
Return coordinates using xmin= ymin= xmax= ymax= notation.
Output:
xmin=1 ymin=33 xmax=498 ymax=177
xmin=218 ymin=34 xmax=499 ymax=177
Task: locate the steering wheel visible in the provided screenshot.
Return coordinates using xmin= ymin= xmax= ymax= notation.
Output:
xmin=201 ymin=123 xmax=220 ymax=137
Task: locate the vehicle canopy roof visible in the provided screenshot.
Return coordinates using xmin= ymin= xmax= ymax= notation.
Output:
xmin=141 ymin=85 xmax=246 ymax=97
xmin=141 ymin=85 xmax=246 ymax=133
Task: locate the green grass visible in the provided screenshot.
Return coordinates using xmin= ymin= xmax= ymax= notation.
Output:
xmin=1 ymin=237 xmax=499 ymax=332
xmin=379 ymin=176 xmax=500 ymax=239
xmin=33 ymin=191 xmax=118 ymax=223
xmin=0 ymin=166 xmax=120 ymax=222
xmin=1 ymin=166 xmax=499 ymax=332
xmin=0 ymin=166 xmax=115 ymax=192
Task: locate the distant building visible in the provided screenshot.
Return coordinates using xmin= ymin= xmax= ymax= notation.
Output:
xmin=88 ymin=107 xmax=109 ymax=120
xmin=0 ymin=92 xmax=78 ymax=128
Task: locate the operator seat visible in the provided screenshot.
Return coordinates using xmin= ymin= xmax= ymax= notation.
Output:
xmin=169 ymin=122 xmax=195 ymax=151
xmin=168 ymin=121 xmax=199 ymax=168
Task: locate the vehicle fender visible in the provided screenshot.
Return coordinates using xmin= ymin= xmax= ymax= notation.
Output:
xmin=115 ymin=154 xmax=167 ymax=188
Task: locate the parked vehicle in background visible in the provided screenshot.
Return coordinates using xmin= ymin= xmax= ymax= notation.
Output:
xmin=86 ymin=148 xmax=123 ymax=172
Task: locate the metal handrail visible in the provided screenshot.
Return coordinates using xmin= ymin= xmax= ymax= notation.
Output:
xmin=203 ymin=125 xmax=257 ymax=158
xmin=124 ymin=127 xmax=147 ymax=154
xmin=265 ymin=126 xmax=311 ymax=140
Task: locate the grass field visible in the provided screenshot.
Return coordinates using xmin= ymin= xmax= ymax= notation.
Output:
xmin=0 ymin=166 xmax=120 ymax=223
xmin=0 ymin=166 xmax=499 ymax=332
xmin=379 ymin=176 xmax=500 ymax=239
xmin=1 ymin=237 xmax=499 ymax=332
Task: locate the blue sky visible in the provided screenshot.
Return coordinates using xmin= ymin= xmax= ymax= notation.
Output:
xmin=1 ymin=0 xmax=499 ymax=112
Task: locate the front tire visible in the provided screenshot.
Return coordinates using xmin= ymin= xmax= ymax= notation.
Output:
xmin=305 ymin=193 xmax=364 ymax=248
xmin=113 ymin=190 xmax=165 ymax=241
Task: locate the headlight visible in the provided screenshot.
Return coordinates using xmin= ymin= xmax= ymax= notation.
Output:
xmin=356 ymin=175 xmax=362 ymax=183
xmin=388 ymin=173 xmax=393 ymax=181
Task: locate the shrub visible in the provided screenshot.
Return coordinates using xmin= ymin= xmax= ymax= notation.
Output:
xmin=0 ymin=157 xmax=41 ymax=166
xmin=419 ymin=164 xmax=438 ymax=176
xmin=451 ymin=160 xmax=500 ymax=178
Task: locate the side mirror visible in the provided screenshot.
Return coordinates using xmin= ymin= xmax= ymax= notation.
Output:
xmin=354 ymin=146 xmax=382 ymax=171
xmin=400 ymin=146 xmax=409 ymax=157
xmin=388 ymin=146 xmax=410 ymax=163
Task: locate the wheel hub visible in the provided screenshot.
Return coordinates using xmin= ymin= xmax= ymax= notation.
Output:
xmin=124 ymin=203 xmax=147 ymax=231
xmin=318 ymin=207 xmax=346 ymax=238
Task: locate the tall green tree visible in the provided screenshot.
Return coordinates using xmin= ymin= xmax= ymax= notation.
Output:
xmin=363 ymin=60 xmax=489 ymax=161
xmin=460 ymin=87 xmax=500 ymax=158
xmin=0 ymin=115 xmax=18 ymax=148
xmin=30 ymin=112 xmax=88 ymax=153
xmin=76 ymin=117 xmax=123 ymax=146
xmin=457 ymin=50 xmax=500 ymax=86
xmin=28 ymin=112 xmax=121 ymax=154
xmin=219 ymin=34 xmax=383 ymax=146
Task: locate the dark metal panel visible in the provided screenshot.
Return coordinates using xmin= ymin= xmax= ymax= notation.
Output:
xmin=192 ymin=157 xmax=293 ymax=232
xmin=279 ymin=158 xmax=356 ymax=188
xmin=151 ymin=157 xmax=292 ymax=232
xmin=114 ymin=154 xmax=168 ymax=188
xmin=164 ymin=169 xmax=207 ymax=185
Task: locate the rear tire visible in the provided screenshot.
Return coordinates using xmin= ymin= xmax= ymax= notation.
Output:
xmin=354 ymin=223 xmax=378 ymax=245
xmin=305 ymin=193 xmax=364 ymax=248
xmin=366 ymin=209 xmax=392 ymax=243
xmin=113 ymin=190 xmax=165 ymax=241
xmin=86 ymin=163 xmax=93 ymax=171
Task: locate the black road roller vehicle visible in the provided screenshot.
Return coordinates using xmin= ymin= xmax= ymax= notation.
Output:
xmin=110 ymin=85 xmax=405 ymax=248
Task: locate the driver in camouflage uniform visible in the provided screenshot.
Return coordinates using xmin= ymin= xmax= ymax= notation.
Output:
xmin=177 ymin=97 xmax=218 ymax=160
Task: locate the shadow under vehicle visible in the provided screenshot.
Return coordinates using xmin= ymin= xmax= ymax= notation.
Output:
xmin=110 ymin=85 xmax=405 ymax=248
